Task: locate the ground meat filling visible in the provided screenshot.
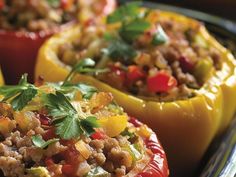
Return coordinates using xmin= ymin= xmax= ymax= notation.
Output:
xmin=59 ymin=11 xmax=222 ymax=101
xmin=0 ymin=0 xmax=78 ymax=31
xmin=0 ymin=91 xmax=150 ymax=177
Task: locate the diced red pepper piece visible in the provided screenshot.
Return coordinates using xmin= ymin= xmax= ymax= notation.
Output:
xmin=37 ymin=113 xmax=51 ymax=126
xmin=127 ymin=65 xmax=145 ymax=82
xmin=179 ymin=56 xmax=195 ymax=73
xmin=62 ymin=164 xmax=74 ymax=176
xmin=0 ymin=0 xmax=5 ymax=10
xmin=91 ymin=131 xmax=106 ymax=140
xmin=60 ymin=0 xmax=74 ymax=10
xmin=45 ymin=157 xmax=54 ymax=167
xmin=110 ymin=65 xmax=126 ymax=84
xmin=147 ymin=71 xmax=177 ymax=92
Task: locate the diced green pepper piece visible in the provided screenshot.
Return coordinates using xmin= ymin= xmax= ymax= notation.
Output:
xmin=193 ymin=57 xmax=213 ymax=82
xmin=27 ymin=167 xmax=50 ymax=177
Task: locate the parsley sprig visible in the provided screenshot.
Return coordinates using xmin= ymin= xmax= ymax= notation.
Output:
xmin=63 ymin=58 xmax=108 ymax=86
xmin=43 ymin=91 xmax=99 ymax=139
xmin=104 ymin=2 xmax=169 ymax=63
xmin=107 ymin=1 xmax=151 ymax=44
xmin=0 ymin=74 xmax=37 ymax=111
xmin=32 ymin=135 xmax=59 ymax=149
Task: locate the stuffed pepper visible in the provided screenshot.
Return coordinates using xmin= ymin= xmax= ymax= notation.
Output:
xmin=0 ymin=61 xmax=169 ymax=177
xmin=35 ymin=2 xmax=236 ymax=176
xmin=0 ymin=0 xmax=116 ymax=84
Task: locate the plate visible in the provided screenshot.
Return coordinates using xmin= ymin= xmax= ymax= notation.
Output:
xmin=118 ymin=1 xmax=236 ymax=176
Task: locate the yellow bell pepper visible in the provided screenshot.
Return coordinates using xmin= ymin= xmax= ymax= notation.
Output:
xmin=0 ymin=68 xmax=4 ymax=85
xmin=98 ymin=115 xmax=128 ymax=137
xmin=35 ymin=11 xmax=236 ymax=176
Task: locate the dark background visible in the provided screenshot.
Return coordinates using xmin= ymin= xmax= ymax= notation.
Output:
xmin=149 ymin=0 xmax=236 ymax=22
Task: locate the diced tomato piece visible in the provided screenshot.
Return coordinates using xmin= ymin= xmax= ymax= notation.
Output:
xmin=127 ymin=65 xmax=145 ymax=82
xmin=0 ymin=0 xmax=5 ymax=10
xmin=91 ymin=131 xmax=106 ymax=140
xmin=43 ymin=128 xmax=56 ymax=141
xmin=147 ymin=71 xmax=177 ymax=92
xmin=179 ymin=56 xmax=195 ymax=73
xmin=62 ymin=164 xmax=74 ymax=176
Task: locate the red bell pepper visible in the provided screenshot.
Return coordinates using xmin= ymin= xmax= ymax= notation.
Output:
xmin=129 ymin=118 xmax=169 ymax=177
xmin=91 ymin=131 xmax=106 ymax=140
xmin=0 ymin=0 xmax=4 ymax=10
xmin=0 ymin=23 xmax=72 ymax=84
xmin=127 ymin=65 xmax=145 ymax=83
xmin=147 ymin=71 xmax=177 ymax=93
xmin=61 ymin=0 xmax=74 ymax=10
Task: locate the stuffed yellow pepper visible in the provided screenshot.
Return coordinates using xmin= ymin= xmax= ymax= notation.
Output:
xmin=35 ymin=2 xmax=236 ymax=176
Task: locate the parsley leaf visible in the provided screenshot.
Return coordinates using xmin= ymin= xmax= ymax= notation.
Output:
xmin=0 ymin=74 xmax=38 ymax=111
xmin=43 ymin=91 xmax=99 ymax=139
xmin=104 ymin=39 xmax=137 ymax=64
xmin=81 ymin=116 xmax=99 ymax=135
xmin=32 ymin=135 xmax=59 ymax=149
xmin=70 ymin=83 xmax=97 ymax=99
xmin=107 ymin=1 xmax=141 ymax=23
xmin=119 ymin=19 xmax=151 ymax=43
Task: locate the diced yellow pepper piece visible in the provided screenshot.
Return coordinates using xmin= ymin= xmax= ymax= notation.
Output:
xmin=98 ymin=115 xmax=128 ymax=137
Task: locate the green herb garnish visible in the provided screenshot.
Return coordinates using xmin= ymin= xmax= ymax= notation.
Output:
xmin=32 ymin=135 xmax=59 ymax=149
xmin=43 ymin=91 xmax=99 ymax=139
xmin=46 ymin=0 xmax=60 ymax=7
xmin=63 ymin=58 xmax=108 ymax=86
xmin=107 ymin=1 xmax=150 ymax=43
xmin=103 ymin=39 xmax=137 ymax=64
xmin=107 ymin=1 xmax=141 ymax=24
xmin=0 ymin=74 xmax=37 ymax=111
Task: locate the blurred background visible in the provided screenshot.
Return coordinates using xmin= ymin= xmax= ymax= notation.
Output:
xmin=150 ymin=0 xmax=236 ymax=21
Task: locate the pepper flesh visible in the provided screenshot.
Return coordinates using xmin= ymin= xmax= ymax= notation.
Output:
xmin=35 ymin=11 xmax=236 ymax=176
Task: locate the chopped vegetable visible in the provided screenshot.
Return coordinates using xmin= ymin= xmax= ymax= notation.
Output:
xmin=147 ymin=71 xmax=177 ymax=92
xmin=127 ymin=65 xmax=145 ymax=82
xmin=62 ymin=164 xmax=74 ymax=176
xmin=32 ymin=135 xmax=59 ymax=149
xmin=98 ymin=115 xmax=128 ymax=137
xmin=27 ymin=167 xmax=50 ymax=177
xmin=75 ymin=140 xmax=91 ymax=159
xmin=193 ymin=57 xmax=213 ymax=82
xmin=0 ymin=117 xmax=15 ymax=135
xmin=91 ymin=131 xmax=106 ymax=140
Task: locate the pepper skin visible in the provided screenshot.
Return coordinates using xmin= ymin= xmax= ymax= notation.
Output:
xmin=0 ymin=68 xmax=4 ymax=85
xmin=0 ymin=0 xmax=116 ymax=84
xmin=35 ymin=11 xmax=236 ymax=176
xmin=130 ymin=118 xmax=169 ymax=177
